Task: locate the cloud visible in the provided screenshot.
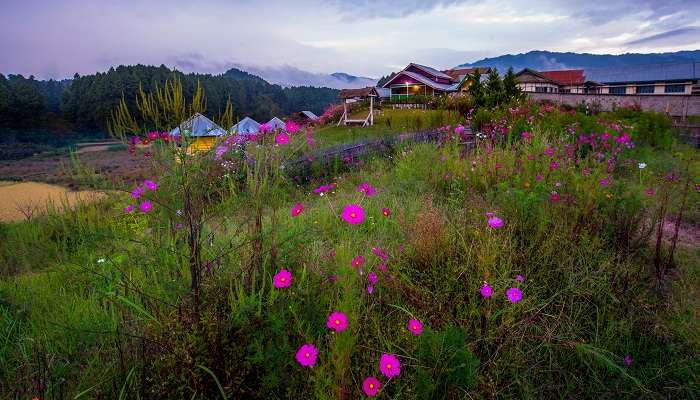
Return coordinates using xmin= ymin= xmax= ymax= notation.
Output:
xmin=624 ymin=26 xmax=700 ymax=47
xmin=327 ymin=0 xmax=473 ymax=19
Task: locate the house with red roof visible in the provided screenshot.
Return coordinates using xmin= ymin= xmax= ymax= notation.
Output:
xmin=515 ymin=68 xmax=591 ymax=94
xmin=381 ymin=63 xmax=464 ymax=100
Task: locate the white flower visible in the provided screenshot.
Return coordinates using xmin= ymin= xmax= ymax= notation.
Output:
xmin=638 ymin=162 xmax=647 ymax=169
xmin=97 ymin=258 xmax=106 ymax=264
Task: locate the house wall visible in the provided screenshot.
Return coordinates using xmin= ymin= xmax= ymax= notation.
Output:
xmin=517 ymin=82 xmax=560 ymax=93
xmin=527 ymin=92 xmax=700 ymax=118
xmin=599 ymin=81 xmax=693 ymax=95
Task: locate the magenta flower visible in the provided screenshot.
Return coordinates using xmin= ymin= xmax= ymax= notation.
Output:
xmin=506 ymin=287 xmax=523 ymax=303
xmin=341 ymin=204 xmax=365 ymax=225
xmin=275 ymin=133 xmax=290 ymax=145
xmin=379 ymin=353 xmax=401 ymax=379
xmin=139 ymin=201 xmax=153 ymax=213
xmin=358 ymin=182 xmax=377 ymax=197
xmin=582 ymin=168 xmax=591 ymax=177
xmin=362 ymin=376 xmax=381 ymax=397
xmin=290 ymin=202 xmax=304 ymax=217
xmin=326 ymin=311 xmax=349 ymax=332
xmin=368 ymin=271 xmax=378 ymax=284
xmin=382 ymin=207 xmax=391 ymax=217
xmin=550 ymin=160 xmax=559 ymax=170
xmin=455 ymin=125 xmax=465 ymax=135
xmin=259 ymin=123 xmax=271 ymax=133
xmin=313 ymin=183 xmax=336 ymax=194
xmin=645 ymin=188 xmax=656 ymax=196
xmin=295 ymin=344 xmax=318 ymax=367
xmin=535 ymin=175 xmax=543 ymax=183
xmin=485 ymin=211 xmax=494 ymax=218
xmin=600 ymin=176 xmax=612 ymax=187
xmin=378 ymin=263 xmax=387 ymax=272
xmin=521 ymin=131 xmax=531 ymax=140
xmin=550 ymin=191 xmax=561 ymax=203
xmin=480 ymin=282 xmax=493 ymax=298
xmin=351 ymin=255 xmax=366 ymax=268
xmin=124 ymin=204 xmax=136 ymax=214
xmin=408 ymin=319 xmax=423 ymax=335
xmin=131 ymin=185 xmax=145 ymax=199
xmin=544 ymin=147 xmax=555 ymax=157
xmin=273 ymin=269 xmax=292 ymax=288
xmin=372 ymin=247 xmax=388 ymax=261
xmin=367 ymin=284 xmax=374 ymax=294
xmin=144 ymin=179 xmax=158 ymax=191
xmin=285 ymin=120 xmax=300 ymax=134
xmin=516 ymin=274 xmax=525 ymax=282
xmin=487 ymin=216 xmax=503 ymax=229
xmin=623 ymin=354 xmax=633 ymax=367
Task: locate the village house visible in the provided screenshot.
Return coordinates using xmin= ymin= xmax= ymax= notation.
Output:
xmin=381 ymin=63 xmax=464 ymax=100
xmin=516 ymin=62 xmax=700 ymax=96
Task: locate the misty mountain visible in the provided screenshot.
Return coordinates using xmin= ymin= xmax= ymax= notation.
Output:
xmin=234 ymin=64 xmax=377 ymax=89
xmin=459 ymin=50 xmax=700 ymax=72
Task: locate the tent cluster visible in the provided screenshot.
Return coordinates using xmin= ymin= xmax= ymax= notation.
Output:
xmin=170 ymin=111 xmax=319 ymax=139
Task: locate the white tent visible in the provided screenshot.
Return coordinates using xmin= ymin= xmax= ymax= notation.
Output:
xmin=170 ymin=113 xmax=228 ymax=137
xmin=231 ymin=116 xmax=260 ymax=135
xmin=266 ymin=117 xmax=287 ymax=131
xmin=300 ymin=110 xmax=319 ymax=121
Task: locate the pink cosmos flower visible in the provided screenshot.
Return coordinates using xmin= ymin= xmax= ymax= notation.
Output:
xmin=480 ymin=283 xmax=492 ymax=298
xmin=408 ymin=319 xmax=423 ymax=335
xmin=582 ymin=168 xmax=591 ymax=177
xmin=259 ymin=123 xmax=271 ymax=133
xmin=290 ymin=203 xmax=304 ymax=217
xmin=495 ymin=163 xmax=503 ymax=170
xmin=148 ymin=131 xmax=158 ymax=140
xmin=273 ymin=269 xmax=292 ymax=288
xmin=550 ymin=191 xmax=561 ymax=203
xmin=341 ymin=204 xmax=365 ymax=225
xmin=357 ymin=182 xmax=377 ymax=197
xmin=600 ymin=177 xmax=612 ymax=187
xmin=362 ymin=376 xmax=381 ymax=397
xmin=550 ymin=160 xmax=559 ymax=170
xmin=521 ymin=131 xmax=531 ymax=140
xmin=351 ymin=255 xmax=366 ymax=268
xmin=131 ymin=185 xmax=145 ymax=199
xmin=382 ymin=208 xmax=391 ymax=217
xmin=485 ymin=211 xmax=494 ymax=218
xmin=139 ymin=201 xmax=153 ymax=213
xmin=326 ymin=311 xmax=349 ymax=332
xmin=506 ymin=287 xmax=523 ymax=303
xmin=275 ymin=133 xmax=289 ymax=145
xmin=368 ymin=271 xmax=378 ymax=284
xmin=535 ymin=175 xmax=543 ymax=183
xmin=527 ymin=154 xmax=535 ymax=161
xmin=378 ymin=263 xmax=387 ymax=272
xmin=144 ymin=179 xmax=158 ymax=191
xmin=487 ymin=216 xmax=503 ymax=229
xmin=295 ymin=344 xmax=318 ymax=367
xmin=455 ymin=125 xmax=465 ymax=135
xmin=516 ymin=274 xmax=525 ymax=282
xmin=313 ymin=183 xmax=336 ymax=194
xmin=372 ymin=247 xmax=388 ymax=261
xmin=367 ymin=284 xmax=374 ymax=294
xmin=379 ymin=353 xmax=401 ymax=379
xmin=285 ymin=121 xmax=300 ymax=134
xmin=544 ymin=147 xmax=555 ymax=157
xmin=124 ymin=204 xmax=136 ymax=214
xmin=623 ymin=354 xmax=633 ymax=367
xmin=645 ymin=188 xmax=656 ymax=196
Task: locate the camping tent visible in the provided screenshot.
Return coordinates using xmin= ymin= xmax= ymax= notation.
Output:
xmin=232 ymin=116 xmax=260 ymax=135
xmin=169 ymin=113 xmax=228 ymax=152
xmin=299 ymin=110 xmax=319 ymax=121
xmin=170 ymin=113 xmax=228 ymax=137
xmin=266 ymin=117 xmax=287 ymax=131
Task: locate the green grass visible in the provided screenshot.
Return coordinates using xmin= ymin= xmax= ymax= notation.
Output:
xmin=0 ymin=106 xmax=698 ymax=399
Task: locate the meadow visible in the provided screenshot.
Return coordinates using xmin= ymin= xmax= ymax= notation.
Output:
xmin=0 ymin=101 xmax=698 ymax=399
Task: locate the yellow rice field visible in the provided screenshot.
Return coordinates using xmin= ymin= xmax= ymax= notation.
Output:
xmin=0 ymin=181 xmax=105 ymax=222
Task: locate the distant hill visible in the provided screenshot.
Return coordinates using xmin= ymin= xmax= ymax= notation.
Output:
xmin=235 ymin=64 xmax=377 ymax=89
xmin=0 ymin=65 xmax=339 ymax=131
xmin=459 ymin=50 xmax=700 ymax=72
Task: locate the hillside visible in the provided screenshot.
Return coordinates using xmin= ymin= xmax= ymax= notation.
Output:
xmin=0 ymin=65 xmax=340 ymax=131
xmin=235 ymin=64 xmax=377 ymax=89
xmin=460 ymin=50 xmax=700 ymax=72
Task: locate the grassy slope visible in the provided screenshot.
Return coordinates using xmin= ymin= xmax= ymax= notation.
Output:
xmin=0 ymin=107 xmax=698 ymax=399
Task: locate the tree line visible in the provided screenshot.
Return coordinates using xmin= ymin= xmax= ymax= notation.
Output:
xmin=0 ymin=65 xmax=339 ymax=131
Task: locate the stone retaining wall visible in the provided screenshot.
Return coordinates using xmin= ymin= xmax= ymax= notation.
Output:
xmin=528 ymin=93 xmax=700 ymax=118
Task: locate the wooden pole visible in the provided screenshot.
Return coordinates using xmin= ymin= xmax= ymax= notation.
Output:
xmin=369 ymin=96 xmax=374 ymax=126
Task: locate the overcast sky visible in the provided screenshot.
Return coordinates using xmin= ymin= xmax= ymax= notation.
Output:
xmin=1 ymin=0 xmax=699 ymax=79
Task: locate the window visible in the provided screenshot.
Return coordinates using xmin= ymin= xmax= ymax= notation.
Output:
xmin=635 ymin=85 xmax=655 ymax=94
xmin=535 ymin=86 xmax=548 ymax=93
xmin=609 ymin=86 xmax=627 ymax=95
xmin=560 ymin=88 xmax=571 ymax=93
xmin=664 ymin=84 xmax=685 ymax=93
